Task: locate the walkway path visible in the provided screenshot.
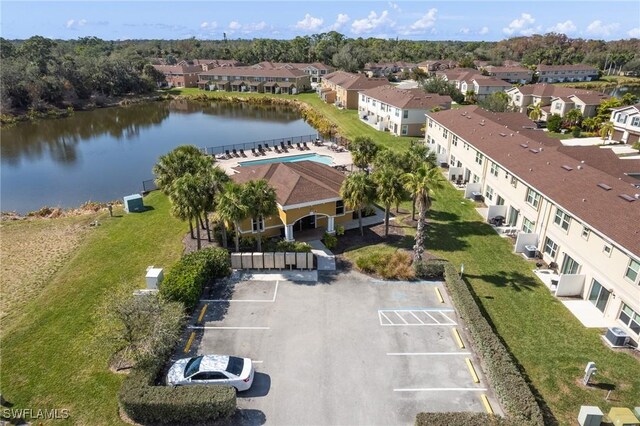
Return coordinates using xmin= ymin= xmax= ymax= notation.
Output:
xmin=308 ymin=240 xmax=336 ymax=271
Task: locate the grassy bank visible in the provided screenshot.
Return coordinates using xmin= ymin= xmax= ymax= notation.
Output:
xmin=0 ymin=191 xmax=186 ymax=425
xmin=345 ymin=185 xmax=640 ymax=425
xmin=166 ymin=88 xmax=414 ymax=152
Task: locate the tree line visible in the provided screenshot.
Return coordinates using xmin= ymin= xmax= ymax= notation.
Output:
xmin=2 ymin=32 xmax=639 ymax=114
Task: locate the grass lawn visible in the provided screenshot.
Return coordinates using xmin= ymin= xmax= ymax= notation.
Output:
xmin=556 ymin=75 xmax=640 ymax=90
xmin=0 ymin=191 xmax=186 ymax=425
xmin=165 ymin=88 xmax=414 ymax=152
xmin=345 ymin=184 xmax=640 ymax=425
xmin=546 ymin=131 xmax=575 ymax=140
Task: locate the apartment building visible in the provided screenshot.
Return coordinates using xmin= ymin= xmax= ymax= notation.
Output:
xmin=548 ymin=92 xmax=610 ymax=120
xmin=537 ymin=64 xmax=599 ymax=83
xmin=197 ymin=67 xmax=311 ymax=94
xmin=426 ymin=106 xmax=640 ymax=341
xmin=358 ymin=85 xmax=451 ymax=136
xmin=152 ymin=64 xmax=202 ymax=88
xmin=459 ymin=78 xmax=513 ymax=101
xmin=483 ymin=65 xmax=533 ymax=84
xmin=362 ymin=61 xmax=417 ymax=78
xmin=319 ymin=71 xmax=388 ymax=109
xmin=609 ymin=104 xmax=640 ymax=145
xmin=251 ymin=61 xmax=335 ymax=83
xmin=418 ymin=60 xmax=458 ymax=74
xmin=506 ymin=84 xmax=607 ymax=117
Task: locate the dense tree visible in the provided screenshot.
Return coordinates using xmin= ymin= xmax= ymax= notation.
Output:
xmin=170 ymin=173 xmax=207 ymax=250
xmin=242 ymin=180 xmax=278 ymax=252
xmin=423 ymin=76 xmax=464 ymax=103
xmin=373 ymin=166 xmax=406 ymax=237
xmin=547 ymin=114 xmax=562 ymax=132
xmin=600 ymin=121 xmax=615 ymax=141
xmin=349 ymin=136 xmax=380 ymax=171
xmin=215 ymin=182 xmax=249 ymax=252
xmin=621 ymin=93 xmax=639 ymax=106
xmin=564 ymin=108 xmax=583 ymax=127
xmin=340 ymin=172 xmax=376 ymax=236
xmin=477 ymin=92 xmax=515 ymax=112
xmin=402 ymin=165 xmax=446 ymax=263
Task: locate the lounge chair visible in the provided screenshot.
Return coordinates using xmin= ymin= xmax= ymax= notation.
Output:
xmin=232 ymin=149 xmax=239 ymax=157
xmin=280 ymin=141 xmax=288 ymax=152
xmin=303 ymin=142 xmax=310 ymax=150
xmin=258 ymin=144 xmax=264 ymax=152
xmin=240 ymin=149 xmax=247 ymax=157
xmin=274 ymin=146 xmax=282 ymax=154
xmin=225 ymin=149 xmax=231 ymax=159
xmin=296 ymin=142 xmax=303 ymax=150
xmin=260 ymin=148 xmax=266 ymax=156
xmin=251 ymin=148 xmax=258 ymax=157
xmin=264 ymin=143 xmax=272 ymax=151
xmin=287 ymin=140 xmax=293 ymax=148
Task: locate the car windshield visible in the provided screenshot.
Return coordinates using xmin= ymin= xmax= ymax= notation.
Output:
xmin=184 ymin=356 xmax=203 ymax=378
xmin=225 ymin=356 xmax=245 ymax=376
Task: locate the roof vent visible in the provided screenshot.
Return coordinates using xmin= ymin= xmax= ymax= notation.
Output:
xmin=529 ymin=148 xmax=539 ymax=153
xmin=562 ymin=165 xmax=573 ymax=171
xmin=635 ymin=194 xmax=640 ymax=199
xmin=499 ymin=132 xmax=507 ymax=137
xmin=577 ymin=165 xmax=583 ymax=170
xmin=619 ymin=194 xmax=636 ymax=202
xmin=597 ymin=183 xmax=612 ymax=191
xmin=529 ymin=168 xmax=533 ymax=171
xmin=520 ymin=143 xmax=529 ymax=148
xmin=546 ymin=161 xmax=551 ymax=165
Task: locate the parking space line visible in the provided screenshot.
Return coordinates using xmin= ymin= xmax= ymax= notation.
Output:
xmin=387 ymin=352 xmax=471 ymax=356
xmin=188 ymin=326 xmax=270 ymax=330
xmin=394 ymin=311 xmax=409 ymax=324
xmin=183 ymin=331 xmax=196 ymax=353
xmin=409 ymin=311 xmax=424 ymax=324
xmin=393 ymin=387 xmax=487 ymax=392
xmin=379 ymin=311 xmax=393 ymax=325
xmin=253 ymin=360 xmax=264 ymax=364
xmin=423 ymin=311 xmax=441 ymax=324
xmin=197 ymin=305 xmax=208 ymax=323
xmin=440 ymin=312 xmax=455 ymax=324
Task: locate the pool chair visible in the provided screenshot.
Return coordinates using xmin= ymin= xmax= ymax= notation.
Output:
xmin=225 ymin=149 xmax=231 ymax=159
xmin=296 ymin=142 xmax=303 ymax=150
xmin=287 ymin=140 xmax=293 ymax=148
xmin=251 ymin=148 xmax=258 ymax=157
xmin=239 ymin=149 xmax=247 ymax=158
xmin=303 ymin=142 xmax=310 ymax=150
xmin=264 ymin=143 xmax=272 ymax=151
xmin=232 ymin=149 xmax=239 ymax=157
xmin=280 ymin=141 xmax=288 ymax=152
xmin=274 ymin=145 xmax=282 ymax=154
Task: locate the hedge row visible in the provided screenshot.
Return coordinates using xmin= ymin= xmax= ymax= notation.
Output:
xmin=441 ymin=263 xmax=545 ymax=425
xmin=413 ymin=259 xmax=448 ymax=279
xmin=119 ymin=354 xmax=236 ymax=424
xmin=416 ymin=412 xmax=521 ymax=426
xmin=159 ymin=247 xmax=231 ymax=311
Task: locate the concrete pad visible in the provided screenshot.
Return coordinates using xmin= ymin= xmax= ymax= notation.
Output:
xmin=307 ymin=239 xmax=336 ymax=271
xmin=561 ymin=300 xmax=618 ymax=328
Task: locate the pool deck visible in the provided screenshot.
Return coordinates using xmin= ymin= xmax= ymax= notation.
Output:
xmin=215 ymin=143 xmax=353 ymax=174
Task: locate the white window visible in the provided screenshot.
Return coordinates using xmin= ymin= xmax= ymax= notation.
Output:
xmin=401 ymin=125 xmax=408 ymax=135
xmin=463 ymin=142 xmax=470 ymax=150
xmin=336 ymin=200 xmax=345 ymax=215
xmin=452 ymin=135 xmax=458 ymax=146
xmin=632 ymin=117 xmax=640 ymax=127
xmin=475 ymin=152 xmax=484 ymax=165
xmin=526 ymin=188 xmax=541 ymax=209
xmin=485 ymin=186 xmax=494 ymax=201
xmin=603 ymin=244 xmax=612 ymax=257
xmin=450 ymin=154 xmax=456 ymax=165
xmin=618 ymin=304 xmax=640 ymax=334
xmin=554 ymin=208 xmax=571 ymax=231
xmin=555 ymin=103 xmax=562 ymax=110
xmin=361 ymin=94 xmax=365 ymax=101
xmin=428 ymin=119 xmax=433 ymax=128
xmin=472 ymin=174 xmax=480 ymax=183
xmin=395 ymin=108 xmax=400 ymax=117
xmin=581 ymin=227 xmax=590 ymax=240
xmin=490 ymin=162 xmax=499 ymax=177
xmin=372 ymin=100 xmax=376 ymax=107
xmin=515 ymin=95 xmax=521 ymax=102
xmin=251 ymin=216 xmax=265 ymax=233
xmin=543 ymin=237 xmax=558 ymax=258
xmin=510 ymin=176 xmax=518 ymax=188
xmin=625 ymin=259 xmax=640 ymax=283
xmin=443 ymin=129 xmax=449 ymax=138
xmin=522 ymin=217 xmax=535 ymax=233
xmin=616 ymin=113 xmax=627 ymax=124
xmin=403 ymin=110 xmax=409 ymax=119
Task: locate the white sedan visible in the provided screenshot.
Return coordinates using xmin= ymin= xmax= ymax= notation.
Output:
xmin=167 ymin=354 xmax=254 ymax=391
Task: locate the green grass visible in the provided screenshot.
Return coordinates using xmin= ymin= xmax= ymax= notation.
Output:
xmin=0 ymin=192 xmax=186 ymax=425
xmin=345 ymin=185 xmax=640 ymax=425
xmin=556 ymin=75 xmax=640 ymax=90
xmin=165 ymin=88 xmax=414 ymax=152
xmin=546 ymin=131 xmax=575 ymax=140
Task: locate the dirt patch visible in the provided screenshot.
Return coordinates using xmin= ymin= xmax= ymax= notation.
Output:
xmin=0 ymin=214 xmax=98 ymax=331
xmin=182 ymin=228 xmax=221 ymax=254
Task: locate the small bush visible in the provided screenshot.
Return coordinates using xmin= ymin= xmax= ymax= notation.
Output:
xmin=571 ymin=126 xmax=581 ymax=137
xmin=414 ymin=259 xmax=447 ymax=279
xmin=632 ymin=141 xmax=640 ymax=151
xmin=547 ymin=114 xmax=562 ymax=132
xmin=159 ymin=248 xmax=231 ymax=311
xmin=355 ymin=250 xmax=414 ymax=280
xmin=416 ymin=412 xmax=518 ymax=426
xmin=263 ymin=239 xmax=311 ymax=253
xmin=239 ymin=235 xmax=257 ymax=251
xmin=336 ymin=225 xmax=345 ymax=236
xmin=322 ymin=232 xmax=338 ymax=249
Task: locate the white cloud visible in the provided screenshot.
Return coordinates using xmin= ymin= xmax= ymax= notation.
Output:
xmin=295 ymin=14 xmax=323 ymax=31
xmin=388 ymin=2 xmax=401 ymax=12
xmin=228 ymin=21 xmax=241 ymax=31
xmin=479 ymin=26 xmax=489 ymax=35
xmin=200 ymin=21 xmax=218 ymax=30
xmin=351 ymin=10 xmax=393 ymax=34
xmin=459 ymin=27 xmax=470 ymax=35
xmin=628 ymin=27 xmax=640 ymax=38
xmin=503 ymin=13 xmax=535 ymax=35
xmin=547 ymin=20 xmax=576 ymax=34
xmin=65 ymin=19 xmax=87 ymax=30
xmin=227 ymin=20 xmax=268 ymax=34
xmin=329 ymin=13 xmax=350 ymax=31
xmin=586 ymin=20 xmax=620 ymax=37
xmin=397 ymin=8 xmax=438 ymax=35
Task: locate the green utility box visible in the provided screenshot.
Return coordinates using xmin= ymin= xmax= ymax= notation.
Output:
xmin=123 ymin=194 xmax=144 ymax=213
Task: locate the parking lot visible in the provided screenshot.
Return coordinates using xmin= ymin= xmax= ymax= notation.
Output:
xmin=180 ymin=270 xmax=499 ymax=425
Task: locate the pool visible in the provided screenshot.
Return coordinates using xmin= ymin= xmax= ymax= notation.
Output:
xmin=238 ymin=153 xmax=334 ymax=167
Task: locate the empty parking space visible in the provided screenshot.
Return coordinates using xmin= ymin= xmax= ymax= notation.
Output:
xmin=183 ymin=271 xmax=499 ymax=425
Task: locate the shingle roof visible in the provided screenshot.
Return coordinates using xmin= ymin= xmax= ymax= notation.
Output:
xmin=428 ymin=106 xmax=640 ymax=257
xmin=153 ymin=64 xmax=202 ymax=74
xmin=230 ymin=161 xmax=345 ymax=207
xmin=568 ymin=92 xmax=610 ymax=105
xmin=508 ymin=83 xmax=602 ymax=98
xmin=472 ymin=78 xmax=513 ymax=87
xmin=323 ymin=71 xmax=388 ymax=91
xmin=359 ymin=85 xmax=452 ymax=109
xmin=199 ymin=67 xmax=308 ymax=78
xmin=537 ymin=64 xmax=598 ymax=72
xmin=484 ymin=66 xmax=532 ymax=74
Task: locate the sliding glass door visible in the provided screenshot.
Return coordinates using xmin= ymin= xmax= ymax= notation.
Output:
xmin=588 ymin=280 xmax=610 ymax=313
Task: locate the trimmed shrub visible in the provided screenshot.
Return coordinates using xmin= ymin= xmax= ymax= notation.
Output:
xmin=119 ymin=354 xmax=236 ymax=425
xmin=416 ymin=412 xmax=519 ymax=426
xmin=263 ymin=239 xmax=311 ymax=253
xmin=355 ymin=249 xmax=415 ymax=280
xmin=571 ymin=126 xmax=581 ymax=137
xmin=239 ymin=235 xmax=257 ymax=252
xmin=322 ymin=232 xmax=338 ymax=249
xmin=441 ymin=263 xmax=544 ymax=425
xmin=547 ymin=114 xmax=562 ymax=132
xmin=159 ymin=247 xmax=231 ymax=311
xmin=414 ymin=259 xmax=447 ymax=279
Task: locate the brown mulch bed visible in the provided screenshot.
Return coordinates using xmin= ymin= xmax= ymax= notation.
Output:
xmin=182 ymin=229 xmax=221 ymax=254
xmin=334 ymin=208 xmax=413 ymax=255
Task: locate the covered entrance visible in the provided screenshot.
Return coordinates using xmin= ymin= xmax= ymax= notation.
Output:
xmin=284 ymin=213 xmax=336 ymax=242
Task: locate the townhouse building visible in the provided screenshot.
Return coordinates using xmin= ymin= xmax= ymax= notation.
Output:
xmin=197 ymin=67 xmax=311 ymax=94
xmin=319 ymin=71 xmax=388 ymax=109
xmin=418 ymin=60 xmax=458 ymax=74
xmin=537 ymin=64 xmax=599 ymax=83
xmin=548 ymin=92 xmax=610 ymax=120
xmin=608 ymin=104 xmax=640 ymax=145
xmin=459 ymin=78 xmax=513 ymax=101
xmin=362 ymin=61 xmax=417 ymax=78
xmin=506 ymin=84 xmax=608 ymax=118
xmin=357 ymin=85 xmax=451 ymax=136
xmin=483 ymin=65 xmax=533 ymax=84
xmin=152 ymin=64 xmax=203 ymax=88
xmin=426 ymin=106 xmax=640 ymax=341
xmin=251 ymin=61 xmax=335 ymax=83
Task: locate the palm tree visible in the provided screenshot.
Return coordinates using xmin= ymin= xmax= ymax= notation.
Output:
xmin=170 ymin=173 xmax=206 ymax=250
xmin=200 ymin=166 xmax=230 ymax=244
xmin=582 ymin=117 xmax=598 ymax=132
xmin=403 ymin=143 xmax=438 ymax=220
xmin=600 ymin=121 xmax=615 ymax=142
xmin=215 ymin=182 xmax=249 ymax=252
xmin=402 ymin=165 xmax=446 ymax=263
xmin=349 ymin=136 xmax=379 ymax=172
xmin=373 ymin=166 xmax=406 ymax=237
xmin=153 ymin=145 xmax=207 ymax=195
xmin=527 ymin=102 xmax=543 ymax=122
xmin=243 ymin=180 xmax=278 ymax=252
xmin=340 ymin=172 xmax=376 ymax=236
xmin=565 ymin=108 xmax=583 ymax=127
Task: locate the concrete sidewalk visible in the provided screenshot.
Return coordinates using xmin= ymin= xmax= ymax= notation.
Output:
xmin=308 ymin=239 xmax=336 ymax=271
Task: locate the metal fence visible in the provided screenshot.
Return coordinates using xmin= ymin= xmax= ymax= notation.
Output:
xmin=142 ymin=179 xmax=158 ymax=193
xmin=202 ymin=133 xmax=323 ymax=156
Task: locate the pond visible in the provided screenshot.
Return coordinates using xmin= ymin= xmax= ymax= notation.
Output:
xmin=0 ymin=100 xmax=317 ymax=213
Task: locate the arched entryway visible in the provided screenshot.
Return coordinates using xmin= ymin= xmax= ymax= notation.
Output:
xmin=284 ymin=213 xmax=335 ymax=242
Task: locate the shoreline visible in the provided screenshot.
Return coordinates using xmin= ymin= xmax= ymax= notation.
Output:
xmin=1 ymin=200 xmax=123 ymax=221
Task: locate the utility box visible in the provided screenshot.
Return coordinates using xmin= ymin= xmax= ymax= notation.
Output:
xmin=296 ymin=252 xmax=307 ymax=269
xmin=578 ymin=406 xmax=603 ymax=426
xmin=145 ymin=266 xmax=164 ymax=290
xmin=274 ymin=252 xmax=285 ymax=269
xmin=285 ymin=252 xmax=296 ymax=268
xmin=252 ymin=253 xmax=264 ymax=269
xmin=263 ymin=253 xmax=274 ymax=269
xmin=608 ymin=407 xmax=640 ymax=426
xmin=307 ymin=253 xmax=314 ymax=270
xmin=241 ymin=253 xmax=253 ymax=269
xmin=230 ymin=253 xmax=242 ymax=269
xmin=605 ymin=327 xmax=629 ymax=347
xmin=123 ymin=194 xmax=144 ymax=213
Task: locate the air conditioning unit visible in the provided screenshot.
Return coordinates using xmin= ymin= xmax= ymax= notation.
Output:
xmin=604 ymin=327 xmax=629 ymax=347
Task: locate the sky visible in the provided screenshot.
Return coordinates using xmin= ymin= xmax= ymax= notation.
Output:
xmin=1 ymin=1 xmax=639 ymax=41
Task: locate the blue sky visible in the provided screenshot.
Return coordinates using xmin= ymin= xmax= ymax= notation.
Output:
xmin=1 ymin=1 xmax=639 ymax=41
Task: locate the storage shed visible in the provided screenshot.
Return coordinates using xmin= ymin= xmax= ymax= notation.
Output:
xmin=123 ymin=194 xmax=144 ymax=213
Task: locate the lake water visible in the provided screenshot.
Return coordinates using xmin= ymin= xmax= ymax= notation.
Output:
xmin=0 ymin=100 xmax=316 ymax=213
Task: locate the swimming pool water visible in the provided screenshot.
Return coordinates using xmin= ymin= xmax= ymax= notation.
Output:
xmin=238 ymin=153 xmax=334 ymax=167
